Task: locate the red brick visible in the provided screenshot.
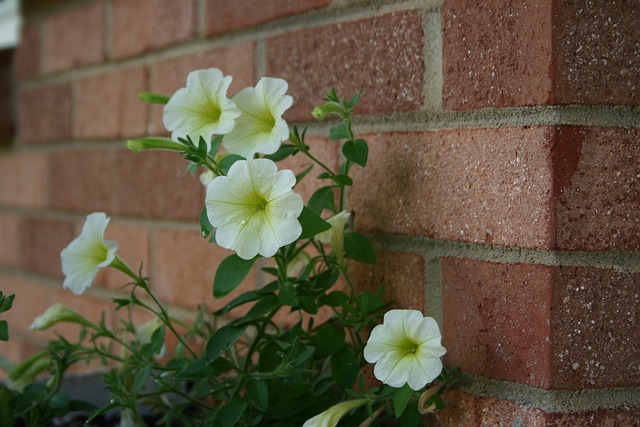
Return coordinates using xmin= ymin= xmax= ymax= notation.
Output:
xmin=349 ymin=129 xmax=555 ymax=249
xmin=49 ymin=149 xmax=112 ymax=212
xmin=435 ymin=389 xmax=547 ymax=427
xmin=442 ymin=259 xmax=640 ymax=389
xmin=15 ymin=21 xmax=40 ymax=81
xmin=151 ymin=44 xmax=254 ymax=134
xmin=96 ymin=221 xmax=150 ymax=291
xmin=442 ymin=0 xmax=553 ymax=110
xmin=351 ymin=251 xmax=426 ymax=312
xmin=111 ymin=0 xmax=197 ymax=59
xmin=278 ymin=136 xmax=340 ymax=204
xmin=18 ymin=83 xmax=72 ymax=144
xmin=0 ymin=273 xmax=57 ymax=340
xmin=267 ymin=10 xmax=424 ymax=121
xmin=41 ymin=1 xmax=105 ymax=73
xmin=205 ymin=0 xmax=330 ymax=35
xmin=435 ymin=389 xmax=640 ymax=427
xmin=551 ymin=1 xmax=640 ymax=105
xmin=0 ymin=152 xmax=49 ymax=207
xmin=0 ymin=214 xmax=20 ymax=267
xmin=74 ymin=67 xmax=149 ymax=139
xmin=152 ymin=228 xmax=256 ymax=311
xmin=442 ymin=258 xmax=552 ymax=388
xmin=554 ymin=127 xmax=640 ymax=251
xmin=550 ymin=266 xmax=640 ymax=389
xmin=111 ymin=149 xmax=204 ymax=220
xmin=20 ymin=216 xmax=76 ymax=278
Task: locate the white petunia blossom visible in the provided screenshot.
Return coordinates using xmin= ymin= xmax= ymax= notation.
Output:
xmin=364 ymin=309 xmax=446 ymax=391
xmin=163 ymin=68 xmax=240 ymax=152
xmin=315 ymin=210 xmax=350 ymax=265
xmin=222 ymin=77 xmax=293 ymax=159
xmin=303 ymin=399 xmax=367 ymax=427
xmin=60 ymin=212 xmax=118 ymax=295
xmin=205 ymin=158 xmax=303 ymax=260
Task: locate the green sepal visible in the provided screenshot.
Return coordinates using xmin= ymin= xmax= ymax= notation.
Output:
xmin=138 ymin=92 xmax=170 ymax=104
xmin=200 ymin=206 xmax=214 ymax=239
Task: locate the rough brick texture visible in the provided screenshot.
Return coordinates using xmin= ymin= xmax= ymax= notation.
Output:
xmin=0 ymin=152 xmax=49 ymax=207
xmin=553 ymin=126 xmax=640 ymax=251
xmin=552 ymin=1 xmax=640 ymax=105
xmin=436 ymin=389 xmax=640 ymax=427
xmin=112 ymin=149 xmax=204 ymax=221
xmin=50 ymin=149 xmax=112 ymax=212
xmin=267 ymin=10 xmax=425 ymax=121
xmin=442 ymin=0 xmax=553 ymax=109
xmin=442 ymin=258 xmax=640 ymax=389
xmin=443 ymin=0 xmax=640 ymax=109
xmin=111 ymin=0 xmax=197 ymax=59
xmin=349 ymin=129 xmax=555 ymax=249
xmin=18 ymin=83 xmax=72 ymax=144
xmin=442 ymin=258 xmax=552 ymax=388
xmin=15 ymin=21 xmax=40 ymax=81
xmin=351 ymin=251 xmax=426 ymax=312
xmin=0 ymin=214 xmax=20 ymax=267
xmin=74 ymin=67 xmax=149 ymax=139
xmin=19 ymin=217 xmax=76 ymax=279
xmin=206 ymin=0 xmax=330 ymax=35
xmin=41 ymin=1 xmax=105 ymax=74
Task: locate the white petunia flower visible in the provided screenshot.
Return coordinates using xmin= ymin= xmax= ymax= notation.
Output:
xmin=364 ymin=309 xmax=446 ymax=391
xmin=315 ymin=210 xmax=350 ymax=265
xmin=29 ymin=304 xmax=96 ymax=331
xmin=205 ymin=158 xmax=303 ymax=260
xmin=222 ymin=77 xmax=293 ymax=158
xmin=303 ymin=399 xmax=367 ymax=427
xmin=163 ymin=68 xmax=240 ymax=152
xmin=60 ymin=212 xmax=118 ymax=295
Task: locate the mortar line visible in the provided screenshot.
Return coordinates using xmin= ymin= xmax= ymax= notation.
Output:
xmin=424 ymin=257 xmax=443 ymax=325
xmin=370 ymin=234 xmax=640 ymax=273
xmin=460 ymin=373 xmax=640 ymax=413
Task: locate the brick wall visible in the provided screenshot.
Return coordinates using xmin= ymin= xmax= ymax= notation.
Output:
xmin=1 ymin=0 xmax=639 ymax=424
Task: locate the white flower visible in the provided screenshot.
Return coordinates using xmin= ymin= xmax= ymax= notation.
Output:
xmin=205 ymin=158 xmax=303 ymax=260
xmin=29 ymin=304 xmax=96 ymax=331
xmin=163 ymin=68 xmax=240 ymax=151
xmin=303 ymin=399 xmax=367 ymax=427
xmin=222 ymin=77 xmax=292 ymax=158
xmin=135 ymin=318 xmax=166 ymax=358
xmin=60 ymin=212 xmax=118 ymax=295
xmin=364 ymin=309 xmax=446 ymax=391
xmin=315 ymin=211 xmax=350 ymax=265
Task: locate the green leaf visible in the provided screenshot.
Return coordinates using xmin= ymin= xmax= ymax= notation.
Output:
xmin=209 ymin=135 xmax=223 ymax=157
xmin=138 ymin=92 xmax=170 ymax=104
xmin=246 ymin=380 xmax=269 ymax=411
xmin=205 ymin=324 xmax=246 ymax=364
xmin=393 ymin=384 xmax=414 ymax=418
xmin=398 ymin=401 xmax=421 ymax=426
xmin=331 ymin=174 xmax=353 ymax=186
xmin=0 ymin=320 xmax=8 ymax=341
xmin=264 ymin=144 xmax=297 ymax=162
xmin=213 ymin=290 xmax=264 ymax=316
xmin=150 ymin=326 xmax=165 ymax=355
xmin=133 ymin=364 xmax=153 ymax=393
xmin=278 ymin=281 xmax=297 ymax=306
xmin=331 ymin=348 xmax=359 ymax=389
xmin=344 ymin=232 xmax=376 ymax=264
xmin=329 ymin=121 xmax=351 ymax=141
xmin=0 ymin=292 xmax=14 ymax=313
xmin=200 ymin=206 xmax=214 ymax=238
xmin=234 ymin=295 xmax=281 ymax=326
xmin=0 ymin=386 xmax=15 ymax=427
xmin=213 ymin=254 xmax=256 ymax=298
xmin=216 ymin=398 xmax=248 ymax=426
xmin=342 ymin=138 xmax=368 ymax=167
xmin=312 ymin=324 xmax=345 ymax=359
xmin=298 ymin=206 xmax=331 ymax=239
xmin=294 ymin=164 xmax=314 ymax=186
xmin=218 ymin=154 xmax=245 ymax=175
xmin=319 ymin=291 xmax=349 ymax=307
xmin=307 ymin=186 xmax=336 ymax=215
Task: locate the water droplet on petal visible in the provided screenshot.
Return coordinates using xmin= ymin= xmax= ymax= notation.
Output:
xmin=240 ymin=219 xmax=247 ymax=225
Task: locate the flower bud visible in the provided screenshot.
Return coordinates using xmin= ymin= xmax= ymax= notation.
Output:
xmin=29 ymin=304 xmax=96 ymax=331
